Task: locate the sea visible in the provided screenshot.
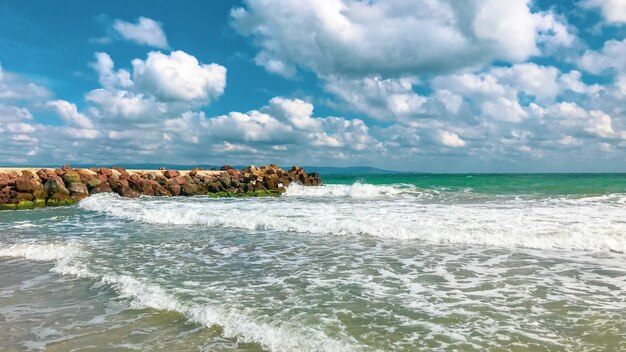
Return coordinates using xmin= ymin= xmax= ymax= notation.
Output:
xmin=1 ymin=173 xmax=625 ymax=351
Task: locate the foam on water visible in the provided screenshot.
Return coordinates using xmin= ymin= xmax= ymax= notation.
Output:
xmin=0 ymin=241 xmax=354 ymax=352
xmin=283 ymin=182 xmax=412 ymax=197
xmin=0 ymin=243 xmax=83 ymax=262
xmin=79 ymin=190 xmax=626 ymax=252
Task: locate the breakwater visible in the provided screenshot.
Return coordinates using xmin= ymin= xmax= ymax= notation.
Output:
xmin=0 ymin=165 xmax=322 ymax=210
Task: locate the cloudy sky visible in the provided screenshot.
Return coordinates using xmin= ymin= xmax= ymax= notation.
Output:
xmin=1 ymin=0 xmax=625 ymax=172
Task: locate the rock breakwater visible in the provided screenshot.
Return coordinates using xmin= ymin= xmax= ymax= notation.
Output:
xmin=0 ymin=165 xmax=322 ymax=210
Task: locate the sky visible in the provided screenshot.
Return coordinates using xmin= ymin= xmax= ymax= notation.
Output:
xmin=0 ymin=0 xmax=626 ymax=172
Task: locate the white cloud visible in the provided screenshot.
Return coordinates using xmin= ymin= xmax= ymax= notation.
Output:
xmin=232 ymin=0 xmax=572 ymax=78
xmin=585 ymin=111 xmax=614 ymax=138
xmin=0 ymin=104 xmax=33 ymax=122
xmin=437 ymin=130 xmax=466 ymax=147
xmin=113 ymin=17 xmax=169 ymax=49
xmin=582 ymin=0 xmax=626 ymax=24
xmin=47 ymin=100 xmax=95 ymax=129
xmin=481 ymin=97 xmax=529 ymax=123
xmin=580 ymin=39 xmax=626 ymax=75
xmin=324 ymin=75 xmax=426 ymax=120
xmin=0 ymin=63 xmax=51 ymax=101
xmin=132 ymin=50 xmax=227 ymax=102
xmin=491 ymin=63 xmax=560 ymax=100
xmin=91 ymin=52 xmax=133 ymax=89
xmin=85 ymin=89 xmax=159 ymax=120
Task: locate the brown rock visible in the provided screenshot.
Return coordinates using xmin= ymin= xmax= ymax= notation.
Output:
xmin=32 ymin=183 xmax=46 ymax=200
xmin=15 ymin=192 xmax=34 ymax=201
xmin=166 ymin=183 xmax=181 ymax=196
xmin=227 ymin=169 xmax=239 ymax=178
xmin=164 ymin=170 xmax=180 ymax=178
xmin=181 ymin=183 xmax=199 ymax=196
xmin=90 ymin=183 xmax=113 ymax=194
xmin=68 ymin=182 xmax=89 ymax=200
xmin=100 ymin=167 xmax=113 ymax=176
xmin=44 ymin=178 xmax=70 ymax=200
xmin=14 ymin=177 xmax=34 ymax=192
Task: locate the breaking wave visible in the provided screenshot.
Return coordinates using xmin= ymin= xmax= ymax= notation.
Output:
xmin=79 ymin=192 xmax=626 ymax=253
xmin=0 ymin=241 xmax=354 ymax=352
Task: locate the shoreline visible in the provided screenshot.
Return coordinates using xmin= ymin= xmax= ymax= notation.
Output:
xmin=0 ymin=165 xmax=322 ymax=210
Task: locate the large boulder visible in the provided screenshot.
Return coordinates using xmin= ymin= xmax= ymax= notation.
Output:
xmin=62 ymin=171 xmax=81 ymax=184
xmin=90 ymin=183 xmax=113 ymax=194
xmin=14 ymin=177 xmax=34 ymax=192
xmin=181 ymin=183 xmax=199 ymax=196
xmin=68 ymin=182 xmax=89 ymax=200
xmin=44 ymin=178 xmax=70 ymax=200
xmin=164 ymin=170 xmax=180 ymax=178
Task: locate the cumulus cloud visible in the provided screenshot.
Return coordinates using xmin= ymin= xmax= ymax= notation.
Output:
xmin=113 ymin=17 xmax=169 ymax=49
xmin=581 ymin=0 xmax=626 ymax=24
xmin=324 ymin=76 xmax=426 ymax=120
xmin=232 ymin=0 xmax=572 ymax=78
xmin=579 ymin=39 xmax=626 ymax=75
xmin=0 ymin=63 xmax=51 ymax=101
xmin=91 ymin=52 xmax=133 ymax=89
xmin=438 ymin=131 xmax=466 ymax=148
xmin=47 ymin=100 xmax=95 ymax=129
xmin=132 ymin=50 xmax=227 ymax=102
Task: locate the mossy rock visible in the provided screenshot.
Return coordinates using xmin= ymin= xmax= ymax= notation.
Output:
xmin=62 ymin=171 xmax=81 ymax=184
xmin=0 ymin=203 xmax=17 ymax=210
xmin=16 ymin=200 xmax=34 ymax=210
xmin=34 ymin=199 xmax=46 ymax=208
xmin=46 ymin=198 xmax=77 ymax=207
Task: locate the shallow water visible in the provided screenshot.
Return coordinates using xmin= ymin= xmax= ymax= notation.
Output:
xmin=1 ymin=174 xmax=625 ymax=351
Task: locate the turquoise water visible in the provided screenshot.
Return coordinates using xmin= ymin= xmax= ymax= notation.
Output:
xmin=1 ymin=174 xmax=625 ymax=351
xmin=324 ymin=173 xmax=626 ymax=196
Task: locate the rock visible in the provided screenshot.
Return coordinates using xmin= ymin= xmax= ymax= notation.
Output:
xmin=90 ymin=183 xmax=113 ymax=194
xmin=62 ymin=171 xmax=81 ymax=184
xmin=227 ymin=169 xmax=239 ymax=178
xmin=14 ymin=177 xmax=34 ymax=192
xmin=16 ymin=200 xmax=35 ymax=210
xmin=44 ymin=178 xmax=70 ymax=200
xmin=32 ymin=183 xmax=46 ymax=200
xmin=15 ymin=192 xmax=34 ymax=201
xmin=164 ymin=170 xmax=180 ymax=178
xmin=68 ymin=182 xmax=89 ymax=200
xmin=181 ymin=183 xmax=199 ymax=196
xmin=1 ymin=164 xmax=323 ymax=209
xmin=87 ymin=178 xmax=102 ymax=189
xmin=166 ymin=183 xmax=181 ymax=196
xmin=47 ymin=198 xmax=76 ymax=207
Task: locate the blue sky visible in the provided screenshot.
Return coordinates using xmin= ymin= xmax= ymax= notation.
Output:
xmin=0 ymin=0 xmax=625 ymax=172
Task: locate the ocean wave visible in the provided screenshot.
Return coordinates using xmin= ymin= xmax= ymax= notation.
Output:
xmin=79 ymin=193 xmax=626 ymax=253
xmin=0 ymin=240 xmax=354 ymax=352
xmin=283 ymin=182 xmax=416 ymax=198
xmin=0 ymin=242 xmax=83 ymax=262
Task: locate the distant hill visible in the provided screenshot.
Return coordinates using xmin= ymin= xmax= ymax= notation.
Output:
xmin=302 ymin=166 xmax=401 ymax=174
xmin=0 ymin=163 xmax=401 ymax=174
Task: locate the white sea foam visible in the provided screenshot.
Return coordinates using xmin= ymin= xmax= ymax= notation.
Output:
xmin=0 ymin=243 xmax=82 ymax=262
xmin=0 ymin=240 xmax=354 ymax=352
xmin=80 ymin=192 xmax=626 ymax=253
xmin=283 ymin=182 xmax=411 ymax=197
